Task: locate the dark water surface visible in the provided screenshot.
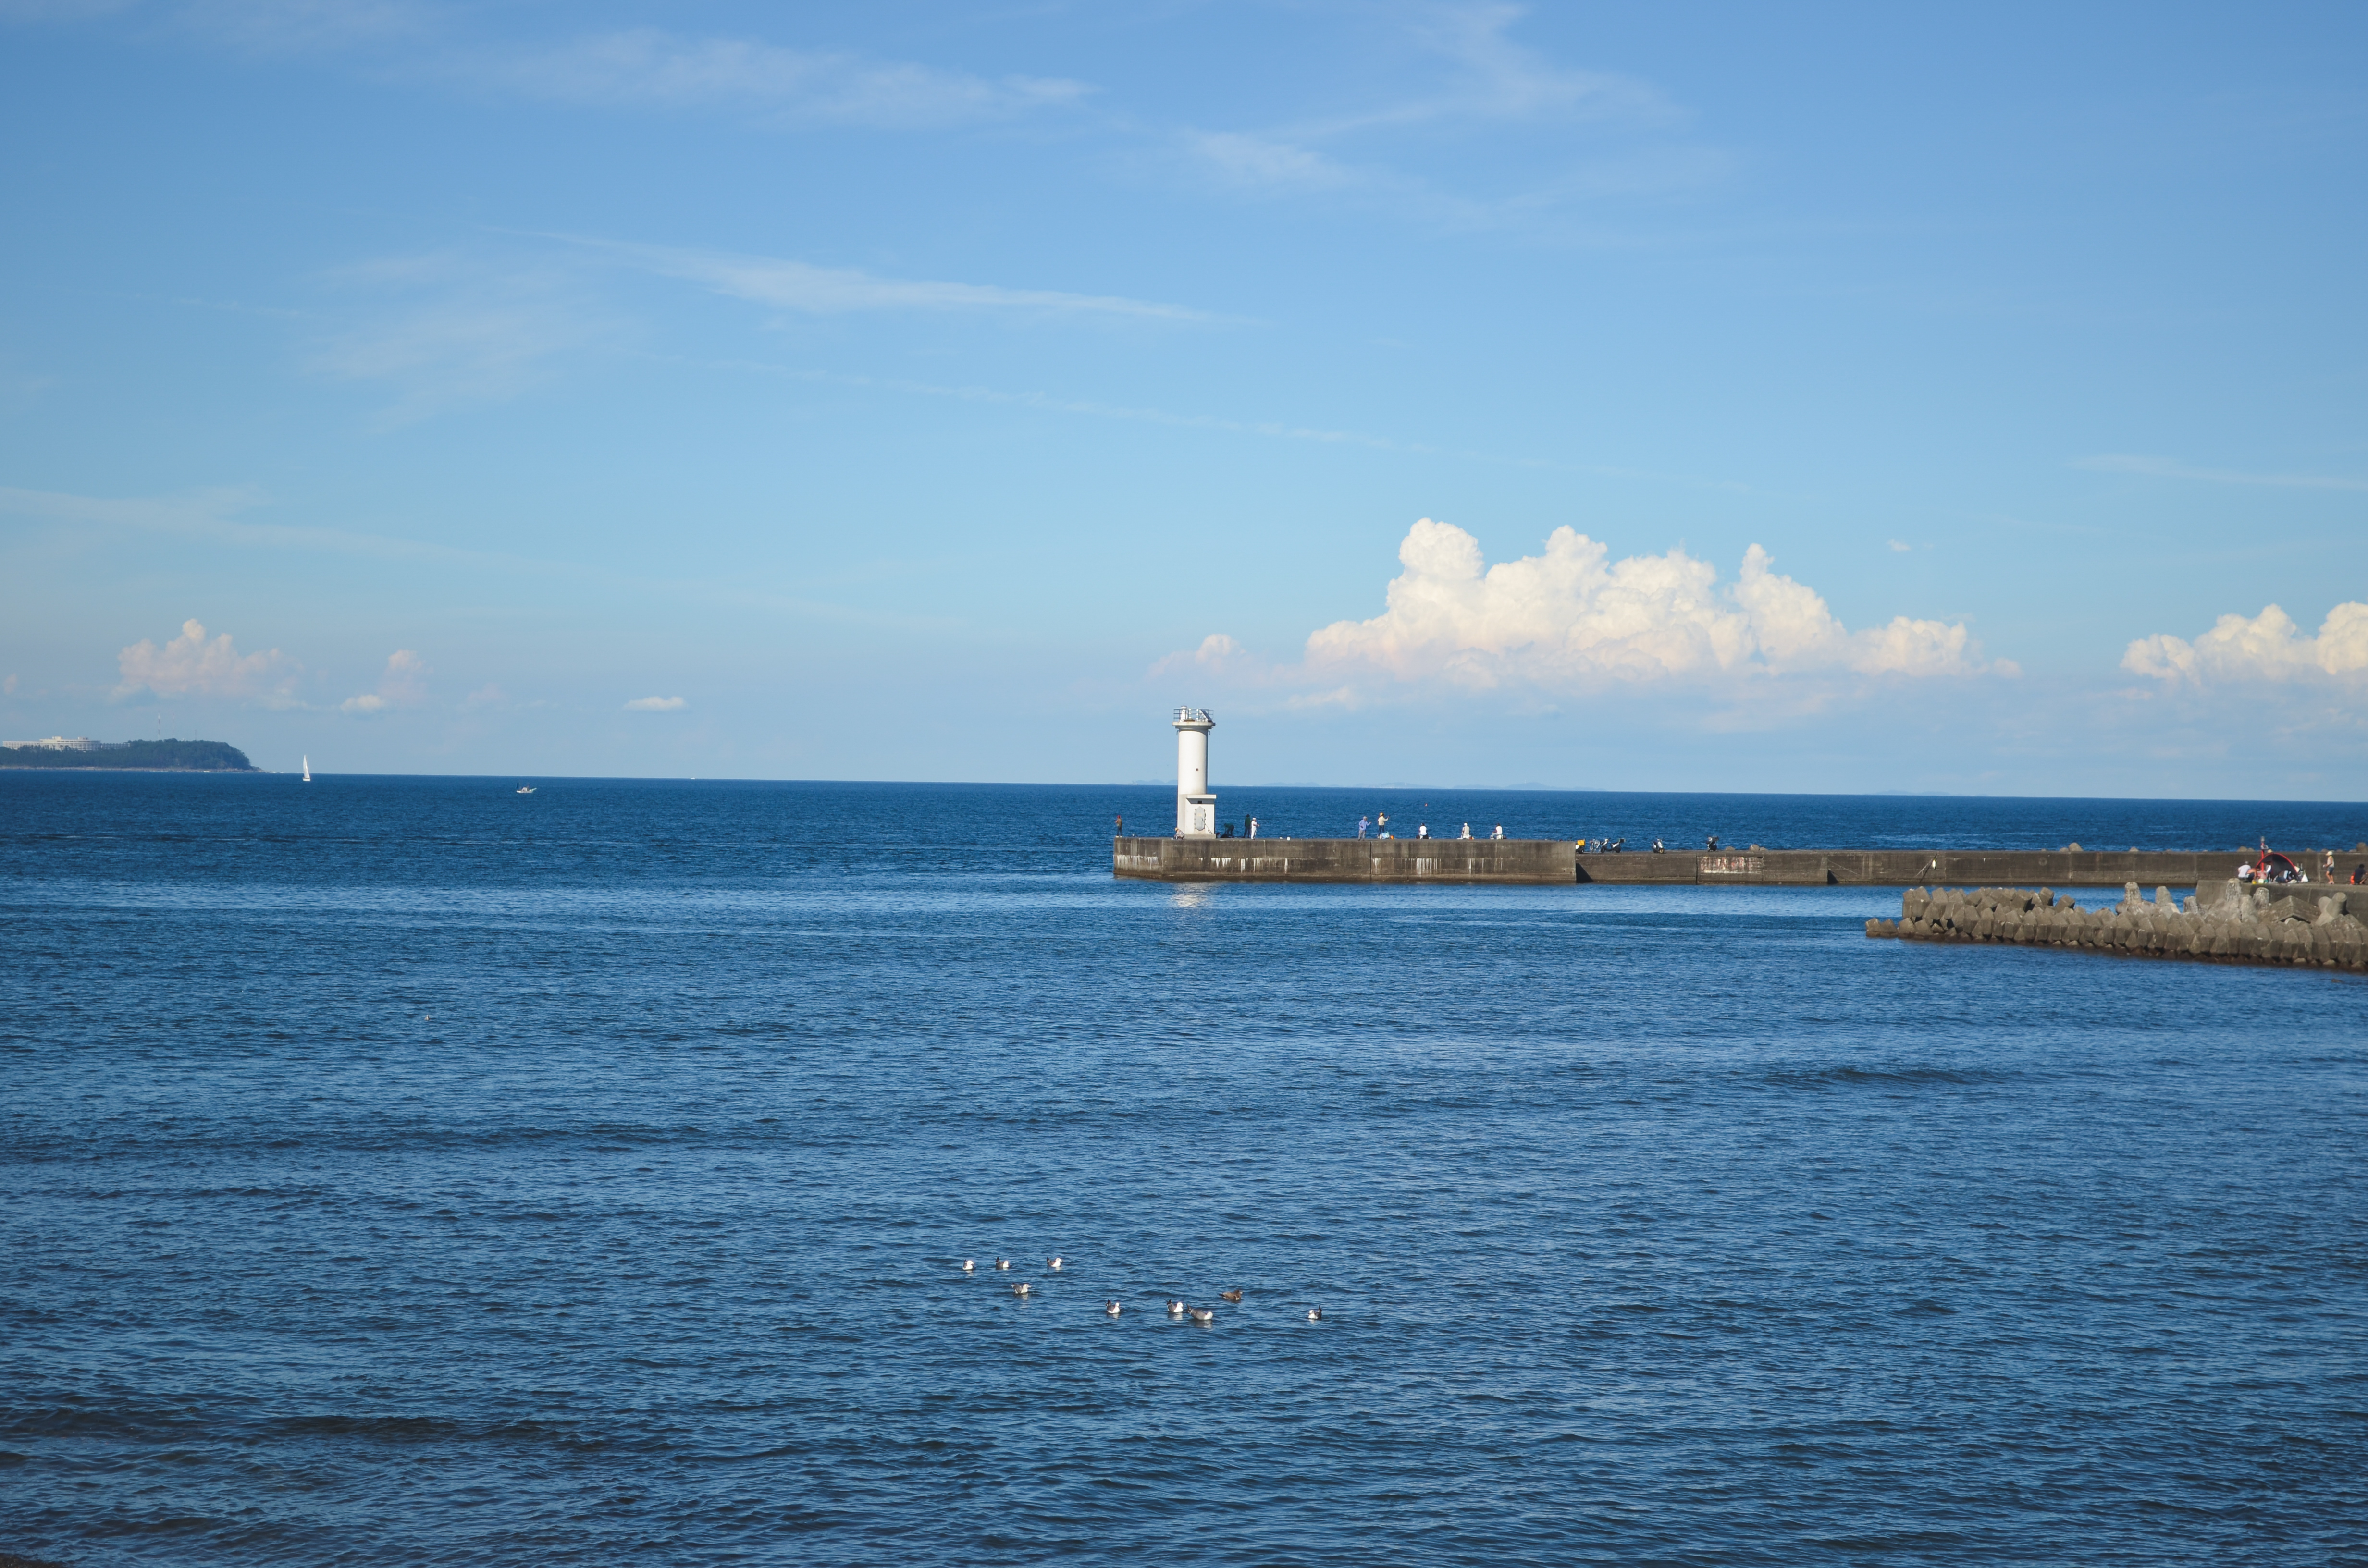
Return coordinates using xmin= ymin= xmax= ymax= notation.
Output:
xmin=4 ymin=775 xmax=2365 ymax=1566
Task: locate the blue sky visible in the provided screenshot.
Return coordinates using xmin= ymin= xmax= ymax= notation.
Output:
xmin=1 ymin=0 xmax=2362 ymax=795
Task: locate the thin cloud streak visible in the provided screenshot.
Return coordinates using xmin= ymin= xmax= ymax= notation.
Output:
xmin=676 ymin=354 xmax=1776 ymax=495
xmin=481 ymin=27 xmax=1090 ymax=128
xmin=0 ymin=484 xmax=973 ymax=636
xmin=1348 ymin=1 xmax=1673 ymax=133
xmin=552 ymin=233 xmax=1216 ymax=323
xmin=2076 ymin=453 xmax=2368 ymax=493
xmin=155 ymin=0 xmax=430 ymax=56
xmin=1174 ymin=2 xmax=1715 ymax=226
xmin=5 ymin=6 xmax=1090 ymax=128
xmin=0 ymin=483 xmax=531 ymax=569
xmin=308 ymin=252 xmax=620 ymax=425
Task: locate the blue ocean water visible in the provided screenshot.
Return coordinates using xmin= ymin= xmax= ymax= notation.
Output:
xmin=3 ymin=773 xmax=2364 ymax=1567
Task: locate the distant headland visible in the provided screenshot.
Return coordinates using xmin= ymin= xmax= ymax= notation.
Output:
xmin=0 ymin=736 xmax=256 ymax=772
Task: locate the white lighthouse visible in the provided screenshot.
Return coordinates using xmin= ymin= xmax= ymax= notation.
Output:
xmin=1173 ymin=707 xmax=1216 ymax=837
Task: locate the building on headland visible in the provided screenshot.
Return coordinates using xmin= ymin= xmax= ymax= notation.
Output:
xmin=1 ymin=736 xmax=124 ymax=751
xmin=1173 ymin=707 xmax=1216 ymax=838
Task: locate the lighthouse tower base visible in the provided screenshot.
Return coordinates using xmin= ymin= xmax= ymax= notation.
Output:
xmin=1177 ymin=793 xmax=1217 ymax=837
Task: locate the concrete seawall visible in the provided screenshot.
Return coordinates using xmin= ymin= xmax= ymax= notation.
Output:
xmin=1117 ymin=838 xmax=2366 ymax=887
xmin=1577 ymin=847 xmax=2286 ymax=887
xmin=1869 ymin=881 xmax=2368 ymax=972
xmin=1114 ymin=836 xmax=1576 ymax=883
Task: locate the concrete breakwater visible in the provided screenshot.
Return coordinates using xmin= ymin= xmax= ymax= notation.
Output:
xmin=1867 ymin=882 xmax=2368 ymax=971
xmin=1116 ymin=838 xmax=2364 ymax=887
xmin=1114 ymin=836 xmax=1576 ymax=884
xmin=1578 ymin=847 xmax=2255 ymax=887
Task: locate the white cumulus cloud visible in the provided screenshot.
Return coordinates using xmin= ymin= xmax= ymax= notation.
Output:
xmin=342 ymin=648 xmax=429 ymax=715
xmin=114 ymin=619 xmax=298 ymax=701
xmin=1296 ymin=520 xmax=1985 ymax=691
xmin=2123 ymin=602 xmax=2368 ymax=685
xmin=623 ymin=695 xmax=686 ymax=711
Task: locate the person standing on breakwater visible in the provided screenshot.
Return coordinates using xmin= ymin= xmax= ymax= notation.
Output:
xmin=1492 ymin=824 xmax=1504 ymax=840
xmin=1115 ymin=815 xmax=1122 ymax=837
xmin=1356 ymin=815 xmax=1370 ymax=839
xmin=2327 ymin=850 xmax=2338 ymax=882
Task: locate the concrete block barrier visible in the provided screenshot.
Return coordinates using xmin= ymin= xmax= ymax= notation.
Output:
xmin=1866 ymin=881 xmax=2368 ymax=972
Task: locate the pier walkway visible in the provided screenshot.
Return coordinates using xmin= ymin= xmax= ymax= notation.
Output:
xmin=1112 ymin=838 xmax=2351 ymax=888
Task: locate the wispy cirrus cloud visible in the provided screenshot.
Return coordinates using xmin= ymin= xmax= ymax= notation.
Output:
xmin=2075 ymin=453 xmax=2368 ymax=493
xmin=4 ymin=5 xmax=1085 ymax=128
xmin=308 ymin=252 xmax=619 ymax=424
xmin=0 ymin=482 xmax=566 ymax=574
xmin=0 ymin=0 xmax=139 ymax=24
xmin=1176 ymin=2 xmax=1714 ymax=217
xmin=558 ymin=234 xmax=1214 ymax=323
xmin=1182 ymin=131 xmax=1366 ymax=194
xmin=623 ymin=695 xmax=685 ymax=712
xmin=172 ymin=0 xmax=423 ymax=55
xmin=1378 ymin=1 xmax=1671 ymax=131
xmin=482 ymin=28 xmax=1090 ymax=128
xmin=0 ymin=0 xmax=427 ymax=50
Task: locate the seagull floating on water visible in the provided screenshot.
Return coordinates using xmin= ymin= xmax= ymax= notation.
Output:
xmin=1305 ymin=1308 xmax=1323 ymax=1322
xmin=961 ymin=1259 xmax=975 ymax=1273
xmin=1012 ymin=1282 xmax=1035 ymax=1297
xmin=994 ymin=1259 xmax=1012 ymax=1271
xmin=1103 ymin=1299 xmax=1122 ymax=1316
xmin=1048 ymin=1256 xmax=1064 ymax=1271
xmin=1187 ymin=1307 xmax=1215 ymax=1324
xmin=1166 ymin=1299 xmax=1186 ymax=1316
xmin=1219 ymin=1288 xmax=1243 ymax=1303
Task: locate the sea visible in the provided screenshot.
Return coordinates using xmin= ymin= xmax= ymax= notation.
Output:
xmin=3 ymin=773 xmax=2364 ymax=1566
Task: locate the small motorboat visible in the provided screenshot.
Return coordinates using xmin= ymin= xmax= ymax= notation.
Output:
xmin=516 ymin=784 xmax=535 ymax=795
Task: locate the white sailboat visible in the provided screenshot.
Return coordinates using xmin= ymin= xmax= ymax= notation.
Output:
xmin=302 ymin=755 xmax=311 ymax=782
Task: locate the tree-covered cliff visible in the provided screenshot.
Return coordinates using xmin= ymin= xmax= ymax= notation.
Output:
xmin=0 ymin=739 xmax=257 ymax=771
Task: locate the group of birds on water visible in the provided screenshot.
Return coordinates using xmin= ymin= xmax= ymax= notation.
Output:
xmin=962 ymin=1255 xmax=1321 ymax=1323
